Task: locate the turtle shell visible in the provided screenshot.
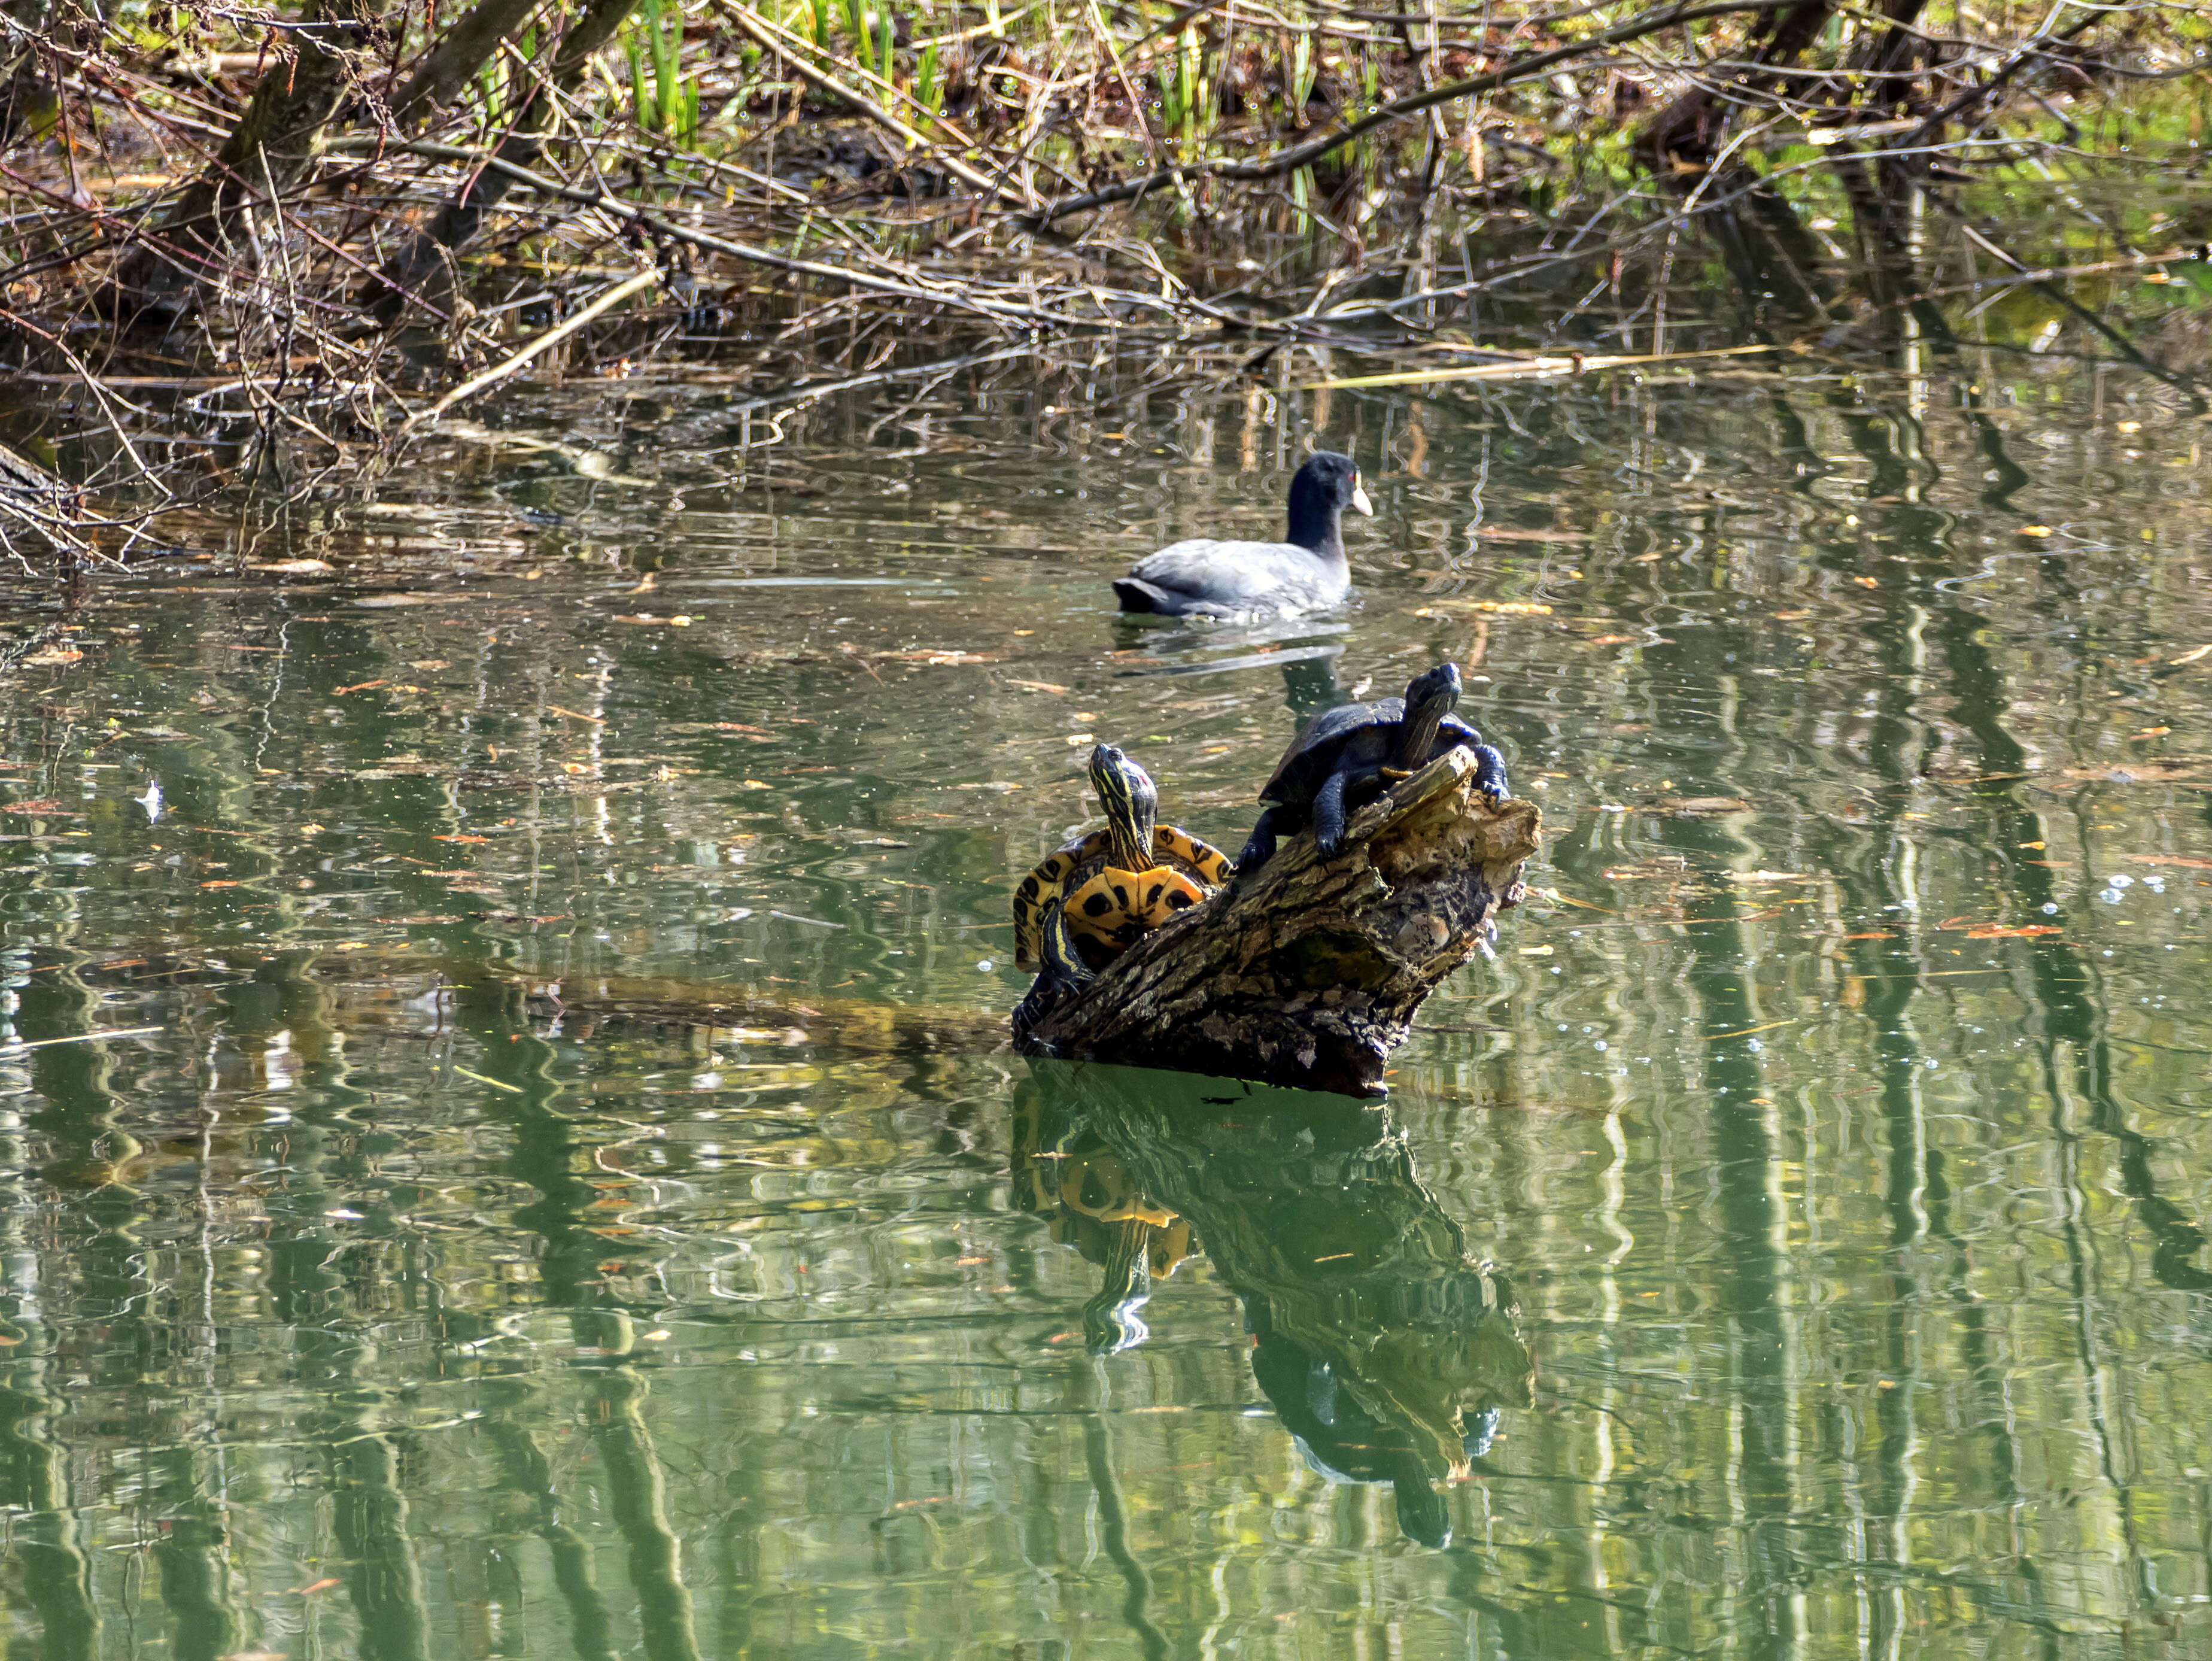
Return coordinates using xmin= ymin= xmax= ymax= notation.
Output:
xmin=1013 ymin=828 xmax=1113 ymax=969
xmin=1259 ymin=697 xmax=1482 ymax=805
xmin=1013 ymin=823 xmax=1232 ymax=969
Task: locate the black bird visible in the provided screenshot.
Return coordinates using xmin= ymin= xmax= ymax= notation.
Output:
xmin=1113 ymin=451 xmax=1372 ymax=619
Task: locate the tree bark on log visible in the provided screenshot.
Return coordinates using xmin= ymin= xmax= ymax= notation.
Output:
xmin=1016 ymin=746 xmax=1540 ymax=1097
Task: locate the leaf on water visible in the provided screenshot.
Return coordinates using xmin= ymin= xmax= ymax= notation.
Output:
xmin=1412 ymin=599 xmax=1552 ymax=615
xmin=1472 ymin=526 xmax=1590 ymax=543
xmin=2061 ymin=761 xmax=2209 ymax=784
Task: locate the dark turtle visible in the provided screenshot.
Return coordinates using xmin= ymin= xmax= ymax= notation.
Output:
xmin=1238 ymin=662 xmax=1508 ymax=870
xmin=1012 ymin=745 xmax=1233 ymax=970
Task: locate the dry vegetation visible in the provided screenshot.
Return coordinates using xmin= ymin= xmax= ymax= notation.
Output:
xmin=0 ymin=0 xmax=2200 ymax=561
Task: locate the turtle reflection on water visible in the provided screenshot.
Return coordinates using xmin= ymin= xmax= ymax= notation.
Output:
xmin=1239 ymin=661 xmax=1511 ymax=872
xmin=1011 ymin=743 xmax=1232 ymax=971
xmin=1011 ymin=1078 xmax=1198 ymax=1352
xmin=1012 ymin=1065 xmax=1533 ymax=1542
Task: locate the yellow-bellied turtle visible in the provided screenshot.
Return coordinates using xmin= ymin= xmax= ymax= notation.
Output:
xmin=1238 ymin=661 xmax=1509 ymax=870
xmin=1013 ymin=744 xmax=1233 ymax=970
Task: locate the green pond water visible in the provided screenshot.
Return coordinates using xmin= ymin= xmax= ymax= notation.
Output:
xmin=4 ymin=317 xmax=2212 ymax=1659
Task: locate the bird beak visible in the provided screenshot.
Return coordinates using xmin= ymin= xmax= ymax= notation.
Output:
xmin=1351 ymin=479 xmax=1374 ymax=517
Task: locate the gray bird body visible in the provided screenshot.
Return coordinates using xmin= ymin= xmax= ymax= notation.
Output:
xmin=1115 ymin=536 xmax=1352 ymax=619
xmin=1114 ymin=451 xmax=1372 ymax=620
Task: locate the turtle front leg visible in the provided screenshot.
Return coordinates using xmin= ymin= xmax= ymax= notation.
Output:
xmin=1311 ymin=767 xmax=1352 ymax=857
xmin=1238 ymin=806 xmax=1283 ymax=872
xmin=1472 ymin=743 xmax=1511 ymax=804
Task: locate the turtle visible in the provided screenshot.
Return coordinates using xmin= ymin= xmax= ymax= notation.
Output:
xmin=1011 ymin=895 xmax=1096 ymax=1034
xmin=1012 ymin=744 xmax=1233 ymax=970
xmin=1237 ymin=661 xmax=1509 ymax=872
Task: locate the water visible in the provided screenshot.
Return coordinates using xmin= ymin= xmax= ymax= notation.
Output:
xmin=4 ymin=316 xmax=2212 ymax=1656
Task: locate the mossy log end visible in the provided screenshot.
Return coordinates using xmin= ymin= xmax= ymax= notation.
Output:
xmin=1015 ymin=746 xmax=1541 ymax=1097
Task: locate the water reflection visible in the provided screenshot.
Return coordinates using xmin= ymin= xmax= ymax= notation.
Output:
xmin=1109 ymin=610 xmax=1353 ymax=721
xmin=5 ymin=250 xmax=2212 ymax=1653
xmin=1015 ymin=1061 xmax=1533 ymax=1546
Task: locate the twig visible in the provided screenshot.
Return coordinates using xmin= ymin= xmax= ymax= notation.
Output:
xmin=1308 ymin=341 xmax=1783 ymax=387
xmin=324 ymin=135 xmax=1064 ymax=326
xmin=405 ymin=266 xmax=660 ymax=429
xmin=0 ymin=1026 xmax=166 ymax=1052
xmin=715 ymin=1 xmax=1035 ymax=209
xmin=1027 ymin=0 xmax=1807 ymax=224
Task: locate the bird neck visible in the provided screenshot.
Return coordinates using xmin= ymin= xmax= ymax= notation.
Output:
xmin=1284 ymin=479 xmax=1348 ymax=557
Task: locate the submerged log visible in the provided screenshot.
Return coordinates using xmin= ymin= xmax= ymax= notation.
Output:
xmin=1015 ymin=746 xmax=1542 ymax=1097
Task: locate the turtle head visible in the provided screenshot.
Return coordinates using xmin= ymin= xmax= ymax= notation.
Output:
xmin=1393 ymin=662 xmax=1463 ymax=770
xmin=1088 ymin=744 xmax=1159 ymax=871
xmin=1286 ymin=451 xmax=1372 ymax=552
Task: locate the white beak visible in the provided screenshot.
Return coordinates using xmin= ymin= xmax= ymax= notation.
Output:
xmin=1351 ymin=481 xmax=1374 ymax=517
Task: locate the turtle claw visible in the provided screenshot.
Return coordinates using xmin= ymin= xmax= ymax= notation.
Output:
xmin=1473 ymin=744 xmax=1511 ymax=804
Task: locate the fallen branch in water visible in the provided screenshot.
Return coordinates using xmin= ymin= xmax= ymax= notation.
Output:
xmin=1016 ymin=747 xmax=1541 ymax=1097
xmin=405 ymin=266 xmax=661 ymax=430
